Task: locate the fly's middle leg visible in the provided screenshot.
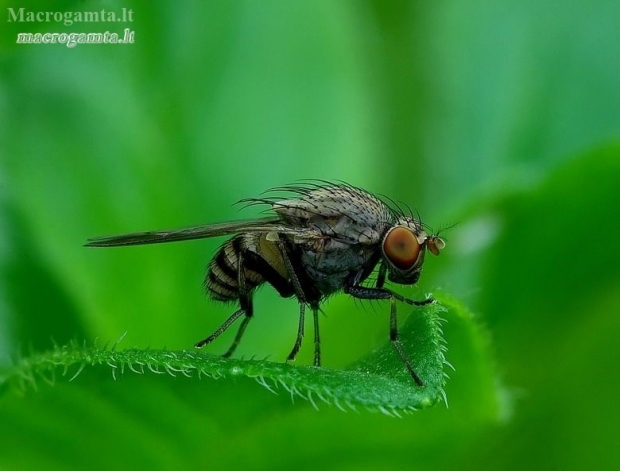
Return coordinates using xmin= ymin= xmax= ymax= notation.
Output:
xmin=312 ymin=307 xmax=321 ymax=367
xmin=273 ymin=238 xmax=321 ymax=366
xmin=286 ymin=304 xmax=322 ymax=367
xmin=287 ymin=303 xmax=305 ymax=362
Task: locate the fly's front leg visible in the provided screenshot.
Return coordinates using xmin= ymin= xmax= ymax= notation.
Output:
xmin=376 ymin=261 xmax=387 ymax=289
xmin=389 ymin=297 xmax=424 ymax=387
xmin=344 ymin=281 xmax=426 ymax=386
xmin=375 ymin=262 xmax=433 ymax=306
xmin=348 ymin=283 xmax=432 ymax=307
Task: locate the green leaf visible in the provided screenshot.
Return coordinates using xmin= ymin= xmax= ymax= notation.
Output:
xmin=0 ymin=290 xmax=498 ymax=470
xmin=1 ymin=301 xmax=450 ymax=414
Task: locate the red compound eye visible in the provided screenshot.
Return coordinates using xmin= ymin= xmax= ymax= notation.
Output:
xmin=383 ymin=227 xmax=421 ymax=270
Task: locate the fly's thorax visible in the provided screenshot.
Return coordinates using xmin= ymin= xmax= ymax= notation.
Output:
xmin=296 ymin=237 xmax=380 ymax=296
xmin=381 ymin=217 xmax=445 ymax=285
xmin=272 ymin=184 xmax=393 ymax=245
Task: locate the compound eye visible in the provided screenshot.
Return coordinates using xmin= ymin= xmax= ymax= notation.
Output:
xmin=383 ymin=227 xmax=421 ymax=270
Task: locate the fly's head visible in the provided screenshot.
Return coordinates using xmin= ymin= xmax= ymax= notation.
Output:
xmin=381 ymin=217 xmax=445 ymax=285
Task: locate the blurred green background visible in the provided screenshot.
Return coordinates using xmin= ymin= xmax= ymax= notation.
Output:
xmin=1 ymin=0 xmax=620 ymax=470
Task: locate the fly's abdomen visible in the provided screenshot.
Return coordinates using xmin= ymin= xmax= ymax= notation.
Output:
xmin=205 ymin=235 xmax=266 ymax=302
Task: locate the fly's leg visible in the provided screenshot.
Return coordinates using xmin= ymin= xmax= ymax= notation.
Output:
xmin=287 ymin=303 xmax=305 ymax=361
xmin=376 ymin=262 xmax=387 ymax=289
xmin=389 ymin=297 xmax=424 ymax=387
xmin=221 ymin=252 xmax=254 ymax=357
xmin=375 ymin=262 xmax=433 ymax=306
xmin=195 ymin=298 xmax=253 ymax=353
xmin=312 ymin=307 xmax=321 ymax=367
xmin=347 ymin=283 xmax=433 ymax=307
xmin=194 ymin=308 xmax=245 ymax=349
xmin=195 ymin=252 xmax=254 ymax=355
xmin=344 ymin=282 xmax=428 ymax=386
xmin=273 ymin=237 xmax=319 ymax=365
xmin=222 ymin=297 xmax=253 ymax=358
xmin=286 ymin=304 xmax=322 ymax=366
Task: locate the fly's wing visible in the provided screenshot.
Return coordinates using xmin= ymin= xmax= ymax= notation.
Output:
xmin=268 ymin=184 xmax=394 ymax=245
xmin=85 ymin=216 xmax=319 ymax=247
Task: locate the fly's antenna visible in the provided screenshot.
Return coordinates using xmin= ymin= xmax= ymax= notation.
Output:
xmin=434 ymin=221 xmax=459 ymax=238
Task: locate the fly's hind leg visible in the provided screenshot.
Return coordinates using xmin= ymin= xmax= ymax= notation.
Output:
xmin=195 ymin=252 xmax=254 ymax=357
xmin=194 ymin=307 xmax=246 ymax=349
xmin=194 ymin=297 xmax=254 ymax=354
xmin=222 ymin=295 xmax=253 ymax=358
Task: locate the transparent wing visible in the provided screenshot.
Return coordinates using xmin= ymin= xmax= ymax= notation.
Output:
xmin=85 ymin=216 xmax=317 ymax=247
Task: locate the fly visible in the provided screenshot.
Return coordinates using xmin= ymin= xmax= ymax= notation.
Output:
xmin=85 ymin=182 xmax=445 ymax=386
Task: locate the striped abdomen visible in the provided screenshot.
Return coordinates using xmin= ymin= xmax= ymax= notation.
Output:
xmin=205 ymin=233 xmax=290 ymax=302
